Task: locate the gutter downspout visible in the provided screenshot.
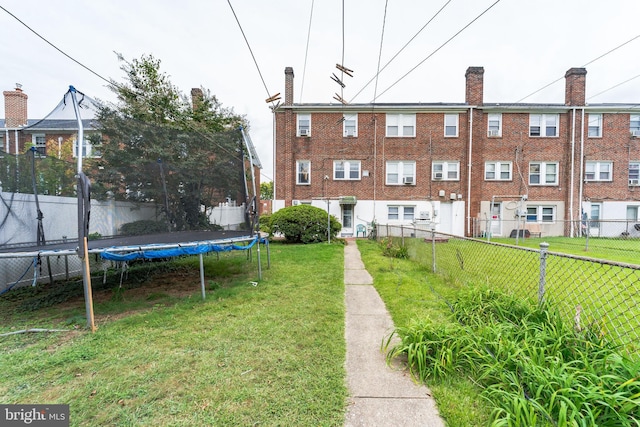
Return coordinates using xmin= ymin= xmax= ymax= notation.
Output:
xmin=578 ymin=108 xmax=585 ymax=228
xmin=569 ymin=107 xmax=576 ymax=237
xmin=14 ymin=129 xmax=19 ymax=155
xmin=466 ymin=106 xmax=474 ymax=236
xmin=5 ymin=129 xmax=9 ymax=153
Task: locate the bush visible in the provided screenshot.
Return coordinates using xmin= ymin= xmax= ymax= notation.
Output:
xmin=120 ymin=220 xmax=169 ymax=236
xmin=270 ymin=205 xmax=341 ymax=243
xmin=258 ymin=213 xmax=272 ymax=234
xmin=380 ymin=238 xmax=409 ymax=258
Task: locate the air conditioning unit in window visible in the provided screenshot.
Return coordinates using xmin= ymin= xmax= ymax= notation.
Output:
xmin=345 ymin=129 xmax=355 ymax=137
xmin=403 ymin=176 xmax=414 ymax=185
xmin=629 ymin=179 xmax=640 ymax=186
xmin=433 ymin=172 xmax=443 ymax=180
xmin=292 ymin=200 xmax=300 ymax=206
xmin=488 ymin=129 xmax=499 ymax=137
xmin=299 ymin=129 xmax=309 ymax=137
xmin=632 ymin=130 xmax=640 ymax=137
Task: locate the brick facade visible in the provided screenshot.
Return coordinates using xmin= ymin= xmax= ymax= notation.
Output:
xmin=274 ymin=66 xmax=640 ymax=237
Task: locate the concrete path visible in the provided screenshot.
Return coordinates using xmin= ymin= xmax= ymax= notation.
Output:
xmin=344 ymin=239 xmax=445 ymax=427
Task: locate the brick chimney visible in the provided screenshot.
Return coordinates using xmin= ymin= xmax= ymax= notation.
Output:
xmin=565 ymin=68 xmax=587 ymax=106
xmin=465 ymin=67 xmax=484 ymax=105
xmin=191 ymin=87 xmax=204 ymax=111
xmin=284 ymin=67 xmax=294 ymax=106
xmin=4 ymin=85 xmax=28 ymax=127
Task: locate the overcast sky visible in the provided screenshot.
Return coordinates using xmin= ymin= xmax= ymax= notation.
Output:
xmin=2 ymin=0 xmax=639 ymax=181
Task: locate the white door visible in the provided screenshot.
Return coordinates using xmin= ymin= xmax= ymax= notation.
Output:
xmin=490 ymin=202 xmax=502 ymax=236
xmin=342 ymin=205 xmax=354 ymax=236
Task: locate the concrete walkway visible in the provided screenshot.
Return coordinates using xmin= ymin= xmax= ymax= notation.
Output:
xmin=344 ymin=239 xmax=445 ymax=427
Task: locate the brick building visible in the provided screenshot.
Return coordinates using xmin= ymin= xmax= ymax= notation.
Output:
xmin=273 ymin=66 xmax=640 ymax=237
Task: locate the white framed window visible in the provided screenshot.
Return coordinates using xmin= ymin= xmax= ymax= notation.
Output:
xmin=529 ymin=114 xmax=558 ymax=137
xmin=296 ymin=160 xmax=311 ymax=185
xmin=529 ymin=162 xmax=558 ymax=185
xmin=585 ymin=161 xmax=612 ymax=182
xmin=343 ymin=113 xmax=357 ymax=137
xmin=627 ymin=205 xmax=640 ymax=221
xmin=297 ymin=113 xmax=311 ymax=137
xmin=333 ymin=160 xmax=361 ymax=180
xmin=432 ymin=161 xmax=460 ymax=181
xmin=72 ymin=136 xmax=102 ymax=158
xmin=485 ymin=161 xmax=512 ymax=181
xmin=526 ymin=206 xmax=555 ymax=222
xmin=630 ymin=114 xmax=640 ymax=136
xmin=588 ymin=113 xmax=602 ymax=137
xmin=31 ymin=134 xmax=46 ymax=156
xmin=487 ymin=113 xmax=502 ymax=137
xmin=388 ymin=206 xmax=415 ymax=221
xmin=386 ymin=113 xmax=415 ymax=137
xmin=629 ymin=162 xmax=640 ymax=185
xmin=444 ymin=114 xmax=459 ymax=137
xmin=386 ymin=161 xmax=416 ymax=185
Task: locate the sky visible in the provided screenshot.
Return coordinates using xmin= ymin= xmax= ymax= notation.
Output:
xmin=1 ymin=0 xmax=640 ymax=182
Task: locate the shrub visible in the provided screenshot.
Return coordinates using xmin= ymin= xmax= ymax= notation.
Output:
xmin=258 ymin=213 xmax=272 ymax=234
xmin=120 ymin=220 xmax=169 ymax=236
xmin=269 ymin=205 xmax=341 ymax=243
xmin=380 ymin=238 xmax=409 ymax=258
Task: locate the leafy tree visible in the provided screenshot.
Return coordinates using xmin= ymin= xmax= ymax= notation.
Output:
xmin=88 ymin=54 xmax=250 ymax=231
xmin=260 ymin=181 xmax=273 ymax=200
xmin=269 ymin=205 xmax=341 ymax=243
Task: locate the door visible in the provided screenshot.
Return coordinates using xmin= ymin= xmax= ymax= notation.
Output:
xmin=490 ymin=202 xmax=502 ymax=236
xmin=342 ymin=205 xmax=353 ymax=236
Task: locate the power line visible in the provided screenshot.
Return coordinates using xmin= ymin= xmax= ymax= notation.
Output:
xmin=516 ymin=34 xmax=640 ymax=103
xmin=372 ymin=0 xmax=389 ymax=104
xmin=299 ymin=0 xmax=315 ymax=103
xmin=587 ymin=73 xmax=640 ymax=101
xmin=350 ymin=0 xmax=453 ymax=103
xmin=373 ymin=0 xmax=500 ymax=102
xmin=226 ymin=0 xmax=274 ymax=104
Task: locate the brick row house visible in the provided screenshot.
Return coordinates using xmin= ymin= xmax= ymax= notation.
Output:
xmin=273 ymin=66 xmax=640 ymax=237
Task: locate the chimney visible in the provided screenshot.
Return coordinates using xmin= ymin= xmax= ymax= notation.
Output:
xmin=284 ymin=67 xmax=294 ymax=106
xmin=3 ymin=85 xmax=28 ymax=127
xmin=565 ymin=68 xmax=587 ymax=106
xmin=465 ymin=67 xmax=484 ymax=105
xmin=191 ymin=87 xmax=204 ymax=111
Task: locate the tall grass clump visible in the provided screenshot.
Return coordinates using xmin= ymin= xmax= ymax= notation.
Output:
xmin=385 ymin=288 xmax=640 ymax=426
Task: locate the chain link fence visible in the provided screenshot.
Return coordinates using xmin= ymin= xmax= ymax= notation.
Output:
xmin=375 ymin=223 xmax=640 ymax=353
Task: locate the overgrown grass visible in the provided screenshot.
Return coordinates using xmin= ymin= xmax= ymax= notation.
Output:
xmin=386 ymin=288 xmax=640 ymax=426
xmin=0 ymin=243 xmax=347 ymax=426
xmin=357 ymin=239 xmax=494 ymax=426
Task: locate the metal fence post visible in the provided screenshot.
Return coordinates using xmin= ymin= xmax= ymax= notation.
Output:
xmin=401 ymin=225 xmax=405 ymax=246
xmin=431 ymin=225 xmax=437 ymax=273
xmin=539 ymin=242 xmax=549 ymax=304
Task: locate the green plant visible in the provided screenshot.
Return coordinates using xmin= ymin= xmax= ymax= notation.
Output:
xmin=269 ymin=205 xmax=341 ymax=243
xmin=380 ymin=238 xmax=409 ymax=259
xmin=258 ymin=213 xmax=272 ymax=234
xmin=119 ymin=219 xmax=169 ymax=235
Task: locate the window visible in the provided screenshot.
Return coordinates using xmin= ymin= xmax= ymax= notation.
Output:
xmin=296 ymin=160 xmax=310 ymax=185
xmin=386 ymin=161 xmax=416 ymax=185
xmin=444 ymin=114 xmax=459 ymax=137
xmin=487 ymin=113 xmax=502 ymax=137
xmin=526 ymin=206 xmax=555 ymax=222
xmin=432 ymin=161 xmax=460 ymax=181
xmin=585 ymin=161 xmax=612 ymax=182
xmin=529 ymin=162 xmax=558 ymax=185
xmin=343 ymin=114 xmax=357 ymax=137
xmin=629 ymin=162 xmax=640 ymax=185
xmin=297 ymin=113 xmax=311 ymax=136
xmin=631 ymin=114 xmax=640 ymax=136
xmin=334 ymin=160 xmax=361 ymax=180
xmin=73 ymin=136 xmax=102 ymax=158
xmin=529 ymin=114 xmax=558 ymax=137
xmin=588 ymin=113 xmax=602 ymax=137
xmin=485 ymin=161 xmax=512 ymax=180
xmin=386 ymin=113 xmax=415 ymax=137
xmin=627 ymin=205 xmax=639 ymax=221
xmin=32 ymin=134 xmax=46 ymax=156
xmin=388 ymin=206 xmax=415 ymax=221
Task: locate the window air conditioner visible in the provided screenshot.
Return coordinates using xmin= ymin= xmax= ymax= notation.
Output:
xmin=433 ymin=172 xmax=443 ymax=180
xmin=629 ymin=179 xmax=640 ymax=185
xmin=632 ymin=130 xmax=640 ymax=137
xmin=403 ymin=176 xmax=414 ymax=185
xmin=299 ymin=129 xmax=309 ymax=137
xmin=345 ymin=129 xmax=355 ymax=137
xmin=488 ymin=129 xmax=499 ymax=136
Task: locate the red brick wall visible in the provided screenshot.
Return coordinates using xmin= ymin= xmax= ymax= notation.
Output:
xmin=3 ymin=88 xmax=28 ymax=128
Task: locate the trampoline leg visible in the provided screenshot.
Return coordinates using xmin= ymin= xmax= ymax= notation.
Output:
xmin=199 ymin=253 xmax=206 ymax=300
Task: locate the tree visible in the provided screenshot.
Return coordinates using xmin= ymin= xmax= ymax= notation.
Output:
xmin=260 ymin=181 xmax=273 ymax=200
xmin=89 ymin=54 xmax=250 ymax=231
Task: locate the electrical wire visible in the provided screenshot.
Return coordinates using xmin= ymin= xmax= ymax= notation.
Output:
xmin=372 ymin=0 xmax=389 ymax=104
xmin=516 ymin=34 xmax=640 ymax=103
xmin=350 ymin=0 xmax=452 ymax=103
xmin=587 ymin=72 xmax=640 ymax=101
xmin=299 ymin=0 xmax=315 ymax=103
xmin=372 ymin=0 xmax=502 ymax=102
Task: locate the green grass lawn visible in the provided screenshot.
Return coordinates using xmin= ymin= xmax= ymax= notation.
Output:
xmin=0 ymin=243 xmax=347 ymax=426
